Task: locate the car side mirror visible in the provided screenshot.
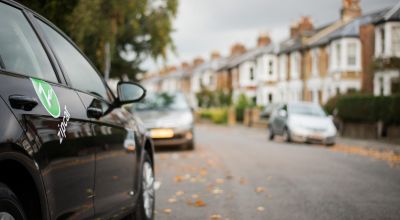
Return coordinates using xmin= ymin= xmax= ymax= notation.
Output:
xmin=279 ymin=109 xmax=287 ymax=118
xmin=117 ymin=81 xmax=146 ymax=105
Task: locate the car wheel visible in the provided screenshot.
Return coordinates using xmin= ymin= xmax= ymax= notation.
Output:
xmin=268 ymin=127 xmax=274 ymax=140
xmin=186 ymin=140 xmax=195 ymax=151
xmin=135 ymin=152 xmax=155 ymax=220
xmin=325 ymin=142 xmax=335 ymax=147
xmin=0 ymin=183 xmax=27 ymax=220
xmin=283 ymin=127 xmax=291 ymax=143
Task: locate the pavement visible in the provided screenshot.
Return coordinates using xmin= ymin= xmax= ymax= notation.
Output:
xmin=153 ymin=124 xmax=400 ymax=220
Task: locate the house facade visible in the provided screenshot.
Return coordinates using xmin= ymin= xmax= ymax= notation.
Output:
xmin=373 ymin=3 xmax=400 ymax=96
xmin=142 ymin=0 xmax=400 ymax=108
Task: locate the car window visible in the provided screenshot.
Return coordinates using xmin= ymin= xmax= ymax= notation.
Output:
xmin=36 ymin=19 xmax=108 ymax=100
xmin=0 ymin=3 xmax=57 ymax=82
xmin=134 ymin=93 xmax=190 ymax=111
xmin=288 ymin=103 xmax=326 ymax=117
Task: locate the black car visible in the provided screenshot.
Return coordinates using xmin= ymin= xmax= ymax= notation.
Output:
xmin=0 ymin=1 xmax=155 ymax=219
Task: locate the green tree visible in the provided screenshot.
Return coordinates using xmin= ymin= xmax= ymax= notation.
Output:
xmin=17 ymin=0 xmax=178 ymax=79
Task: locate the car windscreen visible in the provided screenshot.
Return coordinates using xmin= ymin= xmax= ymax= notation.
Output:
xmin=133 ymin=93 xmax=190 ymax=111
xmin=288 ymin=103 xmax=326 ymax=117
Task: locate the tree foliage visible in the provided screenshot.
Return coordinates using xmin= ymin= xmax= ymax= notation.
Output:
xmin=16 ymin=0 xmax=178 ymax=79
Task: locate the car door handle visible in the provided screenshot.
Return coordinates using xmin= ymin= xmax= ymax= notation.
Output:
xmin=9 ymin=95 xmax=38 ymax=111
xmin=87 ymin=107 xmax=103 ymax=119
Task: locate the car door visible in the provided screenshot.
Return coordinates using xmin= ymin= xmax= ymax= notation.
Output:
xmin=0 ymin=2 xmax=95 ymax=219
xmin=34 ymin=18 xmax=138 ymax=219
xmin=274 ymin=105 xmax=288 ymax=135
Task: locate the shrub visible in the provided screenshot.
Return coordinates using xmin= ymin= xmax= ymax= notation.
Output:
xmin=235 ymin=93 xmax=254 ymax=122
xmin=210 ymin=108 xmax=228 ymax=124
xmin=324 ymin=96 xmax=339 ymax=115
xmin=336 ymin=95 xmax=400 ymax=124
xmin=198 ymin=108 xmax=228 ymax=124
xmin=196 ymin=90 xmax=232 ymax=108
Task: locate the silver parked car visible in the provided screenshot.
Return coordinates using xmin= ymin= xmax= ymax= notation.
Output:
xmin=133 ymin=92 xmax=195 ymax=150
xmin=268 ymin=102 xmax=337 ymax=146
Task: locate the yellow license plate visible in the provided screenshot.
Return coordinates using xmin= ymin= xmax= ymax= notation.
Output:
xmin=150 ymin=129 xmax=174 ymax=139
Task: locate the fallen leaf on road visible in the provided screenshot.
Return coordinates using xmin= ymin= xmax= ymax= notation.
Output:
xmin=168 ymin=197 xmax=177 ymax=203
xmin=191 ymin=194 xmax=199 ymax=199
xmin=330 ymin=145 xmax=400 ymax=166
xmin=212 ymin=187 xmax=224 ymax=194
xmin=176 ymin=191 xmax=184 ymax=196
xmin=216 ymin=178 xmax=224 ymax=184
xmin=239 ymin=177 xmax=247 ymax=185
xmin=164 ymin=208 xmax=172 ymax=214
xmin=174 ymin=175 xmax=185 ymax=182
xmin=194 ymin=199 xmax=206 ymax=207
xmin=210 ymin=214 xmax=222 ymax=220
xmin=257 ymin=206 xmax=265 ymax=212
xmin=255 ymin=187 xmax=265 ymax=193
xmin=199 ymin=168 xmax=208 ymax=176
xmin=225 ymin=174 xmax=233 ymax=180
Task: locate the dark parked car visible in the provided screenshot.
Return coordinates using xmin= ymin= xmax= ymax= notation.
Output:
xmin=0 ymin=1 xmax=155 ymax=219
xmin=133 ymin=92 xmax=195 ymax=150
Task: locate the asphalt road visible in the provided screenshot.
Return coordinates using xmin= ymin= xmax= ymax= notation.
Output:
xmin=154 ymin=124 xmax=400 ymax=220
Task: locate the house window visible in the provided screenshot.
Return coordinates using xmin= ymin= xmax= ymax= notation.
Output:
xmin=380 ymin=27 xmax=385 ymax=55
xmin=291 ymin=53 xmax=300 ymax=79
xmin=347 ymin=42 xmax=357 ymax=66
xmin=392 ymin=26 xmax=400 ymax=55
xmin=268 ymin=60 xmax=273 ymax=75
xmin=279 ymin=56 xmax=287 ymax=80
xmin=336 ymin=43 xmax=341 ymax=68
xmin=392 ymin=78 xmax=400 ymax=94
xmin=209 ymin=74 xmax=214 ymax=86
xmin=268 ymin=93 xmax=273 ymax=102
xmin=250 ymin=67 xmax=254 ymax=81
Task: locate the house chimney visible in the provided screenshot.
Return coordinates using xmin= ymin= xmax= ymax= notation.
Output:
xmin=193 ymin=57 xmax=205 ymax=66
xmin=181 ymin=62 xmax=189 ymax=69
xmin=257 ymin=34 xmax=271 ymax=47
xmin=230 ymin=43 xmax=247 ymax=56
xmin=290 ymin=23 xmax=299 ymax=38
xmin=167 ymin=66 xmax=177 ymax=73
xmin=341 ymin=0 xmax=361 ymax=21
xmin=210 ymin=51 xmax=221 ymax=60
xmin=290 ymin=16 xmax=314 ymax=38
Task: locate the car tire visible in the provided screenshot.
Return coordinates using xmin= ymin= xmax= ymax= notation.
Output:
xmin=0 ymin=183 xmax=27 ymax=220
xmin=134 ymin=152 xmax=155 ymax=220
xmin=268 ymin=127 xmax=274 ymax=140
xmin=325 ymin=142 xmax=335 ymax=147
xmin=283 ymin=127 xmax=291 ymax=143
xmin=186 ymin=140 xmax=195 ymax=151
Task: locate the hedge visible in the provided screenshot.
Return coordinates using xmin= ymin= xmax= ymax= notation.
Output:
xmin=336 ymin=95 xmax=400 ymax=124
xmin=198 ymin=108 xmax=228 ymax=124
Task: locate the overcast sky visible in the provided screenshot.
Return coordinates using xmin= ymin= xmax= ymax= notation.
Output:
xmin=143 ymin=0 xmax=398 ymax=72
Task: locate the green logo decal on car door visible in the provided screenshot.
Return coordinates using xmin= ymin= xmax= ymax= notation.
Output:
xmin=31 ymin=78 xmax=61 ymax=118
